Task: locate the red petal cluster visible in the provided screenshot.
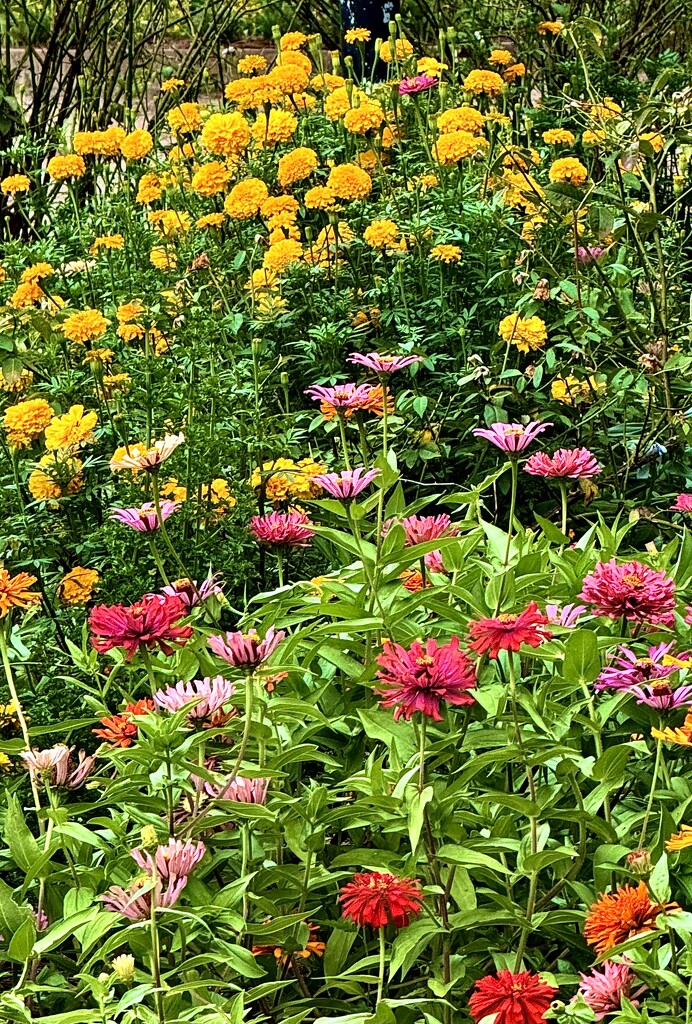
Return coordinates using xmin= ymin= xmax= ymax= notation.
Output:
xmin=339 ymin=871 xmax=423 ymax=929
xmin=375 ymin=636 xmax=476 ymax=721
xmin=89 ymin=593 xmax=192 ymax=660
xmin=468 ymin=602 xmax=551 ymax=660
xmin=469 ymin=969 xmax=557 ymax=1024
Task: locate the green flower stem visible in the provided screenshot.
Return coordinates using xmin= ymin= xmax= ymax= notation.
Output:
xmin=147 ymin=536 xmax=171 ymax=586
xmin=0 ymin=623 xmax=43 ymax=827
xmin=639 ymin=737 xmax=663 ymax=849
xmin=149 ymin=862 xmax=166 ymax=1024
xmin=141 ymin=650 xmax=160 ymax=700
xmin=151 ymin=473 xmax=200 ymax=600
xmin=376 ymin=926 xmax=386 ymax=1004
xmin=418 ymin=715 xmax=427 ymax=792
xmin=337 ymin=412 xmax=352 ymax=470
xmin=276 ymin=548 xmax=284 ymax=589
xmin=493 ymin=458 xmax=519 ymax=616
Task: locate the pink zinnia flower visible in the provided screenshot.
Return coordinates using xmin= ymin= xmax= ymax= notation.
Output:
xmin=546 ymin=603 xmax=586 ymax=627
xmin=398 ymin=514 xmax=457 ymax=545
xmin=131 ymin=838 xmax=206 ymax=881
xmin=89 ymin=593 xmax=192 ymax=660
xmin=208 ymin=625 xmax=285 ymax=668
xmin=398 ymin=74 xmax=437 ymax=94
xmin=630 ymin=682 xmax=692 ymax=710
xmin=249 ymin=511 xmax=315 ymax=547
xmin=312 ymin=467 xmax=379 ymax=499
xmin=110 ymin=501 xmax=180 ymax=532
xmin=468 ymin=602 xmax=551 ymax=659
xmin=154 ymin=676 xmax=234 ymax=719
xmin=671 ymin=494 xmax=692 ymax=512
xmin=580 ymin=559 xmax=676 ymax=624
xmin=216 ymin=776 xmax=270 ymax=803
xmin=575 ymin=960 xmax=644 ymax=1020
xmin=577 ymin=245 xmax=606 ymax=264
xmin=102 ymin=877 xmax=186 ymax=921
xmin=524 ymin=447 xmax=601 ymax=479
xmin=472 ymin=420 xmax=552 ymax=454
xmin=21 ymin=744 xmax=97 ymax=789
xmin=161 ymin=574 xmax=224 ymax=607
xmin=348 ymin=352 xmax=423 ymax=374
xmin=304 ymin=383 xmax=374 ymax=409
xmin=596 ymin=642 xmax=678 ymax=691
xmin=110 ymin=433 xmax=185 ymax=472
xmin=375 ymin=636 xmax=476 ymax=721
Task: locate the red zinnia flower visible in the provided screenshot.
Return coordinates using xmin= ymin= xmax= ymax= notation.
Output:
xmin=468 ymin=602 xmax=551 ymax=659
xmin=339 ymin=872 xmax=423 ymax=928
xmin=89 ymin=593 xmax=193 ymax=660
xmin=469 ymin=970 xmax=558 ymax=1024
xmin=580 ymin=559 xmax=676 ymax=624
xmin=375 ymin=636 xmax=476 ymax=721
xmin=93 ymin=698 xmax=155 ymax=747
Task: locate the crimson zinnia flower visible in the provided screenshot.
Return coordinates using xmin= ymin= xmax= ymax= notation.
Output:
xmin=89 ymin=593 xmax=192 ymax=660
xmin=339 ymin=872 xmax=423 ymax=928
xmin=469 ymin=970 xmax=557 ymax=1024
xmin=376 ymin=636 xmax=476 ymax=720
xmin=580 ymin=559 xmax=676 ymax=624
xmin=468 ymin=602 xmax=551 ymax=659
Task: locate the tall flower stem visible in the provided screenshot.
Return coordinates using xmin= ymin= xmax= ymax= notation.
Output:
xmin=493 ymin=458 xmax=519 ymax=616
xmin=141 ymin=650 xmax=160 ymax=700
xmin=418 ymin=716 xmax=427 ymax=792
xmin=639 ymin=737 xmax=663 ymax=849
xmin=276 ymin=549 xmax=284 ymax=589
xmin=147 ymin=537 xmax=171 ymax=586
xmin=337 ymin=413 xmax=352 ymax=471
xmin=149 ymin=863 xmax=166 ymax=1024
xmin=151 ymin=473 xmax=199 ymax=599
xmin=227 ymin=673 xmax=255 ymax=788
xmin=0 ymin=623 xmax=43 ymax=826
xmin=376 ymin=926 xmax=386 ymax=1004
xmin=558 ymin=480 xmax=569 ymax=538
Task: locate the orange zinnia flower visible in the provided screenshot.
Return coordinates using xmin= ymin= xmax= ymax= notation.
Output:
xmin=584 ymin=881 xmax=680 ymax=954
xmin=0 ymin=569 xmax=41 ymax=618
xmin=666 ymin=825 xmax=692 ymax=851
xmin=93 ymin=699 xmax=154 ymax=747
xmin=652 ymin=712 xmax=692 ymax=745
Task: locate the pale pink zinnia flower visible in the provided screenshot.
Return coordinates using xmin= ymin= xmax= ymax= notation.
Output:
xmin=671 ymin=494 xmax=692 ymax=512
xmin=312 ymin=467 xmax=379 ymax=499
xmin=249 ymin=511 xmax=315 ymax=547
xmin=575 ymin=960 xmax=644 ymax=1020
xmin=376 ymin=636 xmax=476 ymax=721
xmin=524 ymin=447 xmax=601 ymax=479
xmin=398 ymin=514 xmax=458 ymax=545
xmin=102 ymin=877 xmax=186 ymax=921
xmin=629 ymin=682 xmax=692 ymax=710
xmin=208 ymin=625 xmax=285 ymax=668
xmin=304 ymin=383 xmax=374 ymax=409
xmin=545 ymin=603 xmax=586 ymax=627
xmin=580 ymin=559 xmax=676 ymax=624
xmin=472 ymin=421 xmax=552 ymax=454
xmin=216 ymin=776 xmax=270 ymax=803
xmin=398 ymin=74 xmax=437 ymax=95
xmin=161 ymin=574 xmax=224 ymax=607
xmin=154 ymin=676 xmax=234 ymax=719
xmin=21 ymin=744 xmax=97 ymax=789
xmin=109 ymin=433 xmax=185 ymax=472
xmin=348 ymin=352 xmax=423 ymax=374
xmin=131 ymin=838 xmax=206 ymax=881
xmin=110 ymin=501 xmax=180 ymax=532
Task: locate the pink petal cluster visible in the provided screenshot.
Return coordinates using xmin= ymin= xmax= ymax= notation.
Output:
xmin=102 ymin=876 xmax=185 ymax=921
xmin=21 ymin=744 xmax=97 ymax=789
xmin=110 ymin=433 xmax=185 ymax=472
xmin=376 ymin=636 xmax=476 ymax=721
xmin=154 ymin=676 xmax=234 ymax=719
xmin=89 ymin=593 xmax=192 ymax=660
xmin=348 ymin=352 xmax=423 ymax=374
xmin=575 ymin=960 xmax=644 ymax=1020
xmin=398 ymin=74 xmax=437 ymax=95
xmin=208 ymin=625 xmax=285 ymax=668
xmin=671 ymin=494 xmax=692 ymax=512
xmin=215 ymin=776 xmax=270 ymax=803
xmin=161 ymin=574 xmax=224 ymax=607
xmin=596 ymin=642 xmax=678 ymax=690
xmin=249 ymin=511 xmax=315 ymax=547
xmin=131 ymin=837 xmax=206 ymax=881
xmin=304 ymin=383 xmax=374 ymax=409
xmin=110 ymin=501 xmax=179 ymax=532
xmin=524 ymin=447 xmax=601 ymax=479
xmin=472 ymin=420 xmax=551 ymax=454
xmin=576 ymin=245 xmax=606 ymax=264
xmin=545 ymin=603 xmax=586 ymax=627
xmin=312 ymin=467 xmax=379 ymax=499
xmin=580 ymin=558 xmax=676 ymax=624
xmin=399 ymin=514 xmax=458 ymax=545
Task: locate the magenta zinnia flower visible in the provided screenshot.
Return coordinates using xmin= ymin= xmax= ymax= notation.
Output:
xmin=630 ymin=682 xmax=692 ymax=710
xmin=249 ymin=511 xmax=315 ymax=547
xmin=348 ymin=352 xmax=423 ymax=374
xmin=110 ymin=501 xmax=179 ymax=532
xmin=575 ymin=960 xmax=643 ymax=1020
xmin=89 ymin=593 xmax=192 ymax=660
xmin=472 ymin=420 xmax=552 ymax=454
xmin=131 ymin=838 xmax=206 ymax=881
xmin=208 ymin=625 xmax=285 ymax=668
xmin=596 ymin=642 xmax=678 ymax=691
xmin=671 ymin=494 xmax=692 ymax=512
xmin=398 ymin=74 xmax=437 ymax=95
xmin=304 ymin=383 xmax=374 ymax=409
xmin=580 ymin=559 xmax=676 ymax=624
xmin=154 ymin=676 xmax=234 ymax=719
xmin=312 ymin=467 xmax=379 ymax=499
xmin=524 ymin=447 xmax=601 ymax=479
xmin=375 ymin=636 xmax=476 ymax=721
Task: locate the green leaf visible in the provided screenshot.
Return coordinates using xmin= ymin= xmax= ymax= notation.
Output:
xmin=437 ymin=845 xmax=511 ymax=875
xmin=0 ymin=878 xmax=31 ymax=939
xmin=562 ymin=630 xmax=601 ymax=685
xmin=649 ymin=854 xmax=670 ymax=904
xmin=4 ymin=794 xmax=42 ymax=873
xmin=407 ymin=786 xmax=433 ymax=852
xmin=7 ymin=917 xmax=36 ymax=962
xmin=222 ymin=943 xmax=267 ymax=978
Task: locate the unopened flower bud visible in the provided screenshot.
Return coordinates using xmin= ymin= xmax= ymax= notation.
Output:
xmin=280 ymin=372 xmax=289 ymax=387
xmin=627 ymin=848 xmax=652 ymax=876
xmin=111 ymin=954 xmax=136 ymax=983
xmin=140 ymin=824 xmax=158 ymax=849
xmin=674 ymin=174 xmax=684 ymax=195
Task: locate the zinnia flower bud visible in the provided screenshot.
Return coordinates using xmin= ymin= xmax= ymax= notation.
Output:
xmin=627 ymin=849 xmax=652 ymax=876
xmin=111 ymin=954 xmax=135 ymax=983
xmin=140 ymin=825 xmax=158 ymax=849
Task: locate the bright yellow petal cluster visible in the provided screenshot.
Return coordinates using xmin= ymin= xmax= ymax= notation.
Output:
xmin=58 ymin=567 xmax=99 ymax=605
xmin=45 ymin=404 xmax=98 ymax=450
xmin=4 ymin=398 xmax=53 ymax=448
xmin=326 ymin=163 xmax=372 ymax=201
xmin=435 ymin=131 xmax=488 ymax=165
xmin=62 ymin=309 xmax=108 ymax=345
xmin=549 ymin=157 xmax=588 ymax=185
xmin=224 ymin=178 xmax=269 ymax=219
xmin=47 ymin=154 xmax=86 ymax=180
xmin=1 ymin=174 xmax=30 ymax=195
xmin=463 ymin=69 xmax=505 ymax=96
xmin=201 ymin=112 xmax=251 ymax=155
xmin=498 ymin=313 xmax=548 ymax=353
xmin=542 ymin=128 xmax=575 ymax=145
xmin=29 ymin=452 xmax=84 ymax=500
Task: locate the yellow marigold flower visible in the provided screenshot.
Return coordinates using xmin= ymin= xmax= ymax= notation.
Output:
xmin=29 ymin=452 xmax=83 ymax=500
xmin=21 ymin=262 xmax=54 ymax=283
xmin=590 ymin=97 xmax=621 ymax=121
xmin=121 ymin=129 xmax=153 ymax=160
xmin=102 ymin=373 xmax=131 ymax=397
xmin=521 ymin=213 xmax=547 ymax=242
xmin=379 ymin=38 xmax=414 ymax=63
xmin=280 ymin=30 xmax=307 ymax=50
xmin=437 ymin=106 xmax=485 ymax=135
xmin=261 ymin=194 xmax=300 ymax=226
xmin=201 ymin=478 xmax=236 ymax=506
xmin=0 ymin=266 xmax=4 ymax=282
xmin=1 ymin=368 xmax=33 ymax=393
xmin=168 ymin=143 xmax=195 ymax=163
xmin=168 ymin=103 xmax=203 ymax=135
xmin=148 ymin=209 xmax=191 ymax=237
xmin=118 ymin=323 xmax=145 ymax=342
xmin=117 ymin=300 xmax=144 ymax=323
xmin=268 ymin=64 xmax=309 ymax=96
xmin=4 ymin=398 xmax=53 ymax=448
xmin=191 ymin=161 xmax=232 ymax=196
xmin=344 ymin=101 xmax=384 ymax=135
xmin=551 ymin=374 xmax=605 ymax=404
xmin=263 ymin=239 xmax=303 ymax=273
xmin=504 ymin=62 xmax=525 ymax=82
xmin=278 ymin=147 xmax=318 ymax=187
xmin=249 ymin=457 xmax=325 ymax=502
xmin=363 ymin=219 xmax=399 ymax=249
xmin=435 ymin=130 xmax=488 ymax=165
xmin=58 ymin=566 xmax=99 ymax=605
xmin=268 ymin=225 xmax=300 ymax=244
xmin=136 ymin=172 xmax=163 ymax=204
xmin=549 ymin=156 xmax=588 ymax=185
xmin=84 ymin=348 xmax=113 ymax=364
xmin=417 ymin=56 xmax=447 ymax=76
xmin=485 ymin=111 xmax=511 ymax=126
xmin=582 ymin=129 xmax=605 ymax=146
xmin=62 ymin=309 xmax=108 ymax=345
xmin=498 ymin=169 xmax=545 ymax=210
xmin=224 ymin=78 xmax=253 ymax=107
xmin=537 ymin=19 xmax=563 ymax=33
xmin=150 ymin=246 xmax=177 ymax=270
xmin=0 ymin=569 xmax=41 ymax=617
xmin=310 ymin=72 xmax=345 ymax=92
xmin=201 ymin=112 xmax=251 ymax=156
xmin=237 ymin=55 xmax=267 ymax=74
xmin=498 ymin=312 xmax=547 ymax=353
xmin=47 ymin=154 xmax=86 ymax=180
xmin=542 ymin=128 xmax=575 ymax=146
xmin=252 ymin=109 xmax=298 ymax=147
xmin=90 ymin=235 xmax=125 ymax=254
xmin=161 ymin=76 xmax=185 ymax=92
xmin=502 ymin=148 xmax=539 ymax=171
xmin=326 ymin=163 xmax=372 ymax=201
xmin=640 ymin=131 xmax=665 ymax=153
xmin=489 ymin=49 xmax=514 ymax=65
xmin=304 ymin=185 xmax=338 ymax=210
xmin=9 ymin=282 xmax=44 ymax=308
xmin=280 ymin=50 xmax=312 ymax=74
xmin=325 ymin=86 xmax=361 ymax=120
xmin=160 ymin=478 xmax=188 ymax=502
xmin=317 ymin=222 xmax=354 ymax=247
xmin=45 ymin=404 xmax=97 ymax=450
xmin=463 ymin=69 xmax=504 ymax=97
xmin=430 ymin=243 xmax=462 ymax=263
xmin=196 ymin=212 xmax=226 ymax=229
xmin=345 ymin=27 xmax=371 ymax=44
xmin=1 ymin=174 xmax=30 ymax=195
xmin=411 ymin=173 xmax=438 ymax=191
xmin=224 ymin=178 xmax=269 ymax=219
xmin=72 ymin=127 xmax=125 ymax=157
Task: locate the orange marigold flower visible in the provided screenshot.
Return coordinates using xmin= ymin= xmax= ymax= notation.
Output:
xmin=263 ymin=239 xmax=302 ymax=273
xmin=47 ymin=154 xmax=86 ymax=180
xmin=4 ymin=398 xmax=53 ymax=448
xmin=584 ymin=882 xmax=680 ymax=954
xmin=463 ymin=69 xmax=504 ymax=97
xmin=201 ymin=112 xmax=251 ymax=156
xmin=489 ymin=49 xmax=514 ymax=65
xmin=326 ymin=163 xmax=372 ymax=201
xmin=167 ymin=103 xmax=203 ymax=135
xmin=379 ymin=38 xmax=413 ymax=63
xmin=0 ymin=569 xmax=41 ymax=617
xmin=62 ymin=309 xmax=108 ymax=345
xmin=437 ymin=107 xmax=485 ymax=135
xmin=278 ymin=147 xmax=318 ymax=187
xmin=549 ymin=157 xmax=588 ymax=186
xmin=121 ymin=130 xmax=153 ymax=160
xmin=304 ymin=185 xmax=338 ymax=210
xmin=224 ymin=178 xmax=269 ymax=219
xmin=666 ymin=825 xmax=692 ymax=851
xmin=1 ymin=174 xmax=31 ymax=195
xmin=136 ymin=172 xmax=163 ymax=204
xmin=58 ymin=567 xmax=99 ymax=606
xmin=21 ymin=262 xmax=54 ymax=283
xmin=343 ymin=101 xmax=384 ymax=135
